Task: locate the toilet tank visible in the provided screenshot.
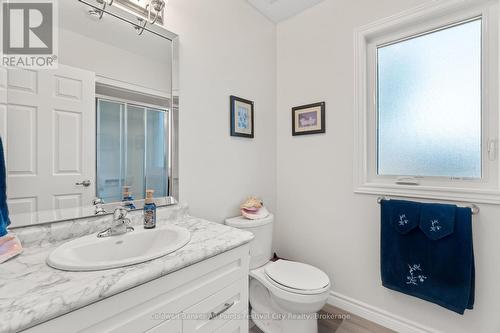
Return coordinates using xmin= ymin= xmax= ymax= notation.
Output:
xmin=225 ymin=214 xmax=274 ymax=269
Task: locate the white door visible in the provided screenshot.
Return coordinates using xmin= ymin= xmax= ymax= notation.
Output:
xmin=2 ymin=65 xmax=95 ymax=226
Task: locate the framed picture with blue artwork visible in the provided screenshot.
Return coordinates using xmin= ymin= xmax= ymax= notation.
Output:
xmin=230 ymin=95 xmax=254 ymax=138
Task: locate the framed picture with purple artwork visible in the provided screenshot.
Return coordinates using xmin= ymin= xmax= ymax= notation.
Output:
xmin=292 ymin=102 xmax=325 ymax=136
xmin=230 ymin=95 xmax=254 ymax=138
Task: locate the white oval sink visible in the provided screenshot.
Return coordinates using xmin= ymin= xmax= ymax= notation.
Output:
xmin=47 ymin=224 xmax=191 ymax=271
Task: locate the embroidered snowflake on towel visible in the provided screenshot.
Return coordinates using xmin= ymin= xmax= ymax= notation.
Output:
xmin=398 ymin=214 xmax=409 ymax=226
xmin=406 ymin=264 xmax=427 ymax=286
xmin=430 ymin=220 xmax=442 ymax=232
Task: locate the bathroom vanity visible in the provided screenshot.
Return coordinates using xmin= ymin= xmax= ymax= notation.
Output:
xmin=0 ymin=206 xmax=254 ymax=333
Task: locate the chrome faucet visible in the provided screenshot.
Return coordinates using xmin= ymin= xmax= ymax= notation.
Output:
xmin=97 ymin=207 xmax=134 ymax=238
xmin=93 ymin=197 xmax=106 ymax=215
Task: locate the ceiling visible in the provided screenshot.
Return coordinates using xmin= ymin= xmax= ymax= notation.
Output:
xmin=247 ymin=0 xmax=326 ymax=23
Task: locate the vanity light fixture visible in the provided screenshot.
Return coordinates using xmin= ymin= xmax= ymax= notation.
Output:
xmin=80 ymin=0 xmax=171 ymax=40
xmin=146 ymin=0 xmax=165 ymax=24
xmin=88 ymin=0 xmax=114 ymax=19
xmin=135 ymin=17 xmax=148 ymax=35
xmin=107 ymin=0 xmax=166 ymax=24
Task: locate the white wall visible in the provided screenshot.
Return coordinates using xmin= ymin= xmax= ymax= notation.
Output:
xmin=276 ymin=0 xmax=500 ymax=332
xmin=164 ymin=0 xmax=277 ymax=222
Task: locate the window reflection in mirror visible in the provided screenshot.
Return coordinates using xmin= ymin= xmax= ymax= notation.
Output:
xmin=97 ymin=98 xmax=169 ymax=204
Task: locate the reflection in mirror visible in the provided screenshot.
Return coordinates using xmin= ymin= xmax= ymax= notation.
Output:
xmin=3 ymin=0 xmax=178 ymax=227
xmin=96 ymin=99 xmax=169 ymax=203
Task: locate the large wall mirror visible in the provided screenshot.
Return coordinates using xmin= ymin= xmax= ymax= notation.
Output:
xmin=1 ymin=0 xmax=179 ymax=227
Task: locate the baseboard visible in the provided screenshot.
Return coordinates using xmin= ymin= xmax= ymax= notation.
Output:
xmin=327 ymin=291 xmax=444 ymax=333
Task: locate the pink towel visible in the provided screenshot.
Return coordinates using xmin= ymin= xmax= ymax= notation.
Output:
xmin=0 ymin=234 xmax=23 ymax=263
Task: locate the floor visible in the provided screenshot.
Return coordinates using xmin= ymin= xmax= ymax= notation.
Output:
xmin=249 ymin=305 xmax=395 ymax=333
xmin=249 ymin=324 xmax=263 ymax=333
xmin=249 ymin=322 xmax=389 ymax=333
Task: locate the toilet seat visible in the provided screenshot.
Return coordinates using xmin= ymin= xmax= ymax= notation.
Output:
xmin=264 ymin=260 xmax=330 ymax=295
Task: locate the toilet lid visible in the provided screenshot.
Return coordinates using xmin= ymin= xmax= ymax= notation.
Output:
xmin=264 ymin=260 xmax=330 ymax=292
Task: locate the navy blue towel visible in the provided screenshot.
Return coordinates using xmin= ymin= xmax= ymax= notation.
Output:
xmin=381 ymin=199 xmax=474 ymax=314
xmin=0 ymin=137 xmax=10 ymax=237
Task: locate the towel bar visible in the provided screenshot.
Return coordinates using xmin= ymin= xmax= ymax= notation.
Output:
xmin=376 ymin=196 xmax=480 ymax=215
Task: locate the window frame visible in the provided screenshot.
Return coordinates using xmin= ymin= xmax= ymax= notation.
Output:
xmin=354 ymin=0 xmax=500 ymax=204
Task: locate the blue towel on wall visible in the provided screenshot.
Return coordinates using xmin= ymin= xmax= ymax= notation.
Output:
xmin=390 ymin=200 xmax=420 ymax=235
xmin=381 ymin=199 xmax=474 ymax=314
xmin=0 ymin=137 xmax=10 ymax=237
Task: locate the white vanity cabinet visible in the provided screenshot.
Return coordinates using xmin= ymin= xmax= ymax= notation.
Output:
xmin=24 ymin=245 xmax=250 ymax=333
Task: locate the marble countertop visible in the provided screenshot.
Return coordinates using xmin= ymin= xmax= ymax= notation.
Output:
xmin=0 ymin=208 xmax=254 ymax=333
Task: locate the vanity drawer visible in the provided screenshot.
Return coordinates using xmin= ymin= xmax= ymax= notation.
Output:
xmin=213 ymin=316 xmax=247 ymax=333
xmin=182 ymin=278 xmax=247 ymax=333
xmin=145 ymin=319 xmax=181 ymax=333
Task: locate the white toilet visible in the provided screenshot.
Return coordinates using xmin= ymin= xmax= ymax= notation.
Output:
xmin=225 ymin=214 xmax=331 ymax=333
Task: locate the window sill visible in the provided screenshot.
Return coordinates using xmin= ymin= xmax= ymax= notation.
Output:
xmin=355 ymin=182 xmax=500 ymax=205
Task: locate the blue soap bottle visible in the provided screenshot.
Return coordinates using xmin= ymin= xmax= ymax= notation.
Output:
xmin=122 ymin=186 xmax=136 ymax=210
xmin=144 ymin=189 xmax=156 ymax=229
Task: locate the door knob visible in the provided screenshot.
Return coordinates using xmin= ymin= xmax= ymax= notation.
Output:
xmin=76 ymin=180 xmax=91 ymax=187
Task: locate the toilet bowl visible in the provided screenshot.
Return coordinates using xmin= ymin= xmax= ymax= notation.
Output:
xmin=249 ymin=259 xmax=330 ymax=333
xmin=225 ymin=214 xmax=331 ymax=333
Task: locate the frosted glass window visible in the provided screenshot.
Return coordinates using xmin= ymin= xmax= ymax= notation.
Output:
xmin=377 ymin=19 xmax=482 ymax=178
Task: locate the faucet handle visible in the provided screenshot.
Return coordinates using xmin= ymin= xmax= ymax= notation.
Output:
xmin=113 ymin=207 xmax=129 ymax=220
xmin=93 ymin=197 xmax=104 ymax=205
